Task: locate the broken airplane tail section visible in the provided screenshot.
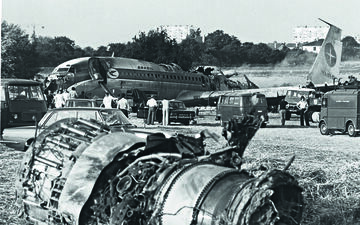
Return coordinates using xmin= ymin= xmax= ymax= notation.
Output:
xmin=307 ymin=18 xmax=342 ymax=85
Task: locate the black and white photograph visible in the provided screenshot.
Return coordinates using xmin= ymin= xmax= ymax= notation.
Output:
xmin=1 ymin=0 xmax=360 ymax=224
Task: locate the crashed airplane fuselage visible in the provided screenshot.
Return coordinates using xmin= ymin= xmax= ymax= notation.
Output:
xmin=47 ymin=57 xmax=258 ymax=101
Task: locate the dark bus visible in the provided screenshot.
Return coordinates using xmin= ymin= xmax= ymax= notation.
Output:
xmin=1 ymin=79 xmax=47 ymax=136
xmin=216 ymin=92 xmax=269 ymax=127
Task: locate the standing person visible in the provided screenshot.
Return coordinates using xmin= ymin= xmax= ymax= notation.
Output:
xmin=296 ymin=96 xmax=310 ymax=126
xmin=278 ymin=98 xmax=288 ymax=126
xmin=69 ymin=87 xmax=78 ymax=99
xmin=117 ymin=93 xmax=130 ymax=117
xmin=62 ymin=89 xmax=70 ymax=103
xmin=162 ymin=98 xmax=169 ymax=126
xmin=102 ymin=92 xmax=116 ymax=108
xmin=146 ymin=95 xmax=158 ymax=125
xmin=53 ymin=90 xmax=65 ymax=108
xmin=45 ymin=90 xmax=54 ymax=109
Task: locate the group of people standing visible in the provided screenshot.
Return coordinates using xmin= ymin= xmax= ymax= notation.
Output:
xmin=279 ymin=95 xmax=310 ymax=127
xmin=145 ymin=95 xmax=169 ymax=126
xmin=46 ymin=87 xmax=169 ymax=125
xmin=45 ymin=87 xmax=78 ymax=109
xmin=102 ymin=92 xmax=130 ymax=117
xmin=103 ymin=93 xmax=170 ymax=125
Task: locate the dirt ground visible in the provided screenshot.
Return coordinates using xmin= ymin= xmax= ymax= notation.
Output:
xmin=1 ymin=112 xmax=360 ymax=224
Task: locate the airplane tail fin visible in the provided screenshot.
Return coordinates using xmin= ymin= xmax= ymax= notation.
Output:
xmin=307 ymin=19 xmax=342 ymax=84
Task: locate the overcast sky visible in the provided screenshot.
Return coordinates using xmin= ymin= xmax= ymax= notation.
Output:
xmin=2 ymin=0 xmax=359 ymax=48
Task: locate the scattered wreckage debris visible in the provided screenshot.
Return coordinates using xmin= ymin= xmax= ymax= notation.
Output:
xmin=194 ymin=66 xmax=259 ymax=90
xmin=16 ymin=117 xmax=303 ymax=225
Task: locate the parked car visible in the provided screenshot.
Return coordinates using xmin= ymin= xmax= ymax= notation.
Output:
xmin=137 ymin=99 xmax=195 ymax=125
xmin=24 ymin=107 xmax=134 ymax=150
xmin=64 ymin=98 xmax=101 ymax=107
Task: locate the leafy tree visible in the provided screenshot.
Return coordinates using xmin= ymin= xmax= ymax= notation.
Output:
xmin=204 ymin=30 xmax=240 ymax=66
xmin=177 ymin=29 xmax=204 ymax=70
xmin=130 ymin=30 xmax=178 ymax=63
xmin=1 ymin=21 xmax=38 ymax=78
xmin=83 ymin=46 xmax=95 ymax=56
xmin=108 ymin=43 xmax=127 ymax=57
xmin=94 ymin=45 xmax=110 ymax=56
xmin=341 ymin=36 xmax=360 ymax=60
xmin=34 ymin=36 xmax=58 ymax=66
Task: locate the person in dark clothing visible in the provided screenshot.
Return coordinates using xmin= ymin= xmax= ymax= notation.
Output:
xmin=278 ymin=98 xmax=289 ymax=126
xmin=45 ymin=90 xmax=54 ymax=109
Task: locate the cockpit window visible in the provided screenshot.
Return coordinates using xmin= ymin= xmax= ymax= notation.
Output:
xmin=68 ymin=67 xmax=75 ymax=73
xmin=56 ymin=68 xmax=70 ymax=73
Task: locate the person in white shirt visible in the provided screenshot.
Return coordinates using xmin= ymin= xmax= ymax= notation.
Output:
xmin=296 ymin=96 xmax=310 ymax=126
xmin=69 ymin=87 xmax=78 ymax=99
xmin=102 ymin=92 xmax=116 ymax=108
xmin=53 ymin=90 xmax=65 ymax=108
xmin=146 ymin=95 xmax=158 ymax=125
xmin=62 ymin=89 xmax=70 ymax=103
xmin=117 ymin=93 xmax=130 ymax=117
xmin=161 ymin=98 xmax=169 ymax=126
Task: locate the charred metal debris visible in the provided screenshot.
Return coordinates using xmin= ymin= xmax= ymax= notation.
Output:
xmin=16 ymin=116 xmax=303 ymax=225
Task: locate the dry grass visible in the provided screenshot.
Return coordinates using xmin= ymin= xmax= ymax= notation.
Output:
xmin=1 ymin=113 xmax=360 ymax=224
xmin=0 ymin=145 xmax=30 ymax=225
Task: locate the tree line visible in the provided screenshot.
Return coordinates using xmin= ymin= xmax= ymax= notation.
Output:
xmin=2 ymin=20 xmax=360 ymax=79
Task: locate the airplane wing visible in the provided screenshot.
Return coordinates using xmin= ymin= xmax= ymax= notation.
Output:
xmin=176 ymin=86 xmax=291 ymax=107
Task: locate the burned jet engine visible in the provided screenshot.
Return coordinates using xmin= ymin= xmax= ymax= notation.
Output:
xmin=16 ymin=117 xmax=303 ymax=225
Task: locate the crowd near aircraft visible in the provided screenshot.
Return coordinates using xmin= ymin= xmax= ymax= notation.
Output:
xmin=45 ymin=19 xmax=342 ymax=109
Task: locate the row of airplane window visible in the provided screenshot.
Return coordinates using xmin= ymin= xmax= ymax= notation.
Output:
xmin=137 ymin=66 xmax=152 ymax=70
xmin=120 ymin=71 xmax=206 ymax=82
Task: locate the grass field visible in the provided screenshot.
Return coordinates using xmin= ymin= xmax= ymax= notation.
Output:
xmin=1 ymin=113 xmax=360 ymax=224
xmin=226 ymin=61 xmax=360 ymax=88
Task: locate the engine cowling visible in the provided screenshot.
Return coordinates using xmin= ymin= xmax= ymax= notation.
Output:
xmin=16 ymin=118 xmax=303 ymax=225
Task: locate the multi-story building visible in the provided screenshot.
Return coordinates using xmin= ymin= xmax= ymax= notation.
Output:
xmin=158 ymin=25 xmax=200 ymax=43
xmin=293 ymin=26 xmax=329 ymax=44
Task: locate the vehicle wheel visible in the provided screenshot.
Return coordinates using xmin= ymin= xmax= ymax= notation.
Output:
xmin=24 ymin=138 xmax=34 ymax=151
xmin=285 ymin=111 xmax=291 ymax=120
xmin=260 ymin=122 xmax=267 ymax=128
xmin=319 ymin=122 xmax=329 ymax=135
xmin=347 ymin=122 xmax=357 ymax=137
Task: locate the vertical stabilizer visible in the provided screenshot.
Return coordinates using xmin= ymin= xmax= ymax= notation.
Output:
xmin=307 ymin=19 xmax=342 ymax=84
